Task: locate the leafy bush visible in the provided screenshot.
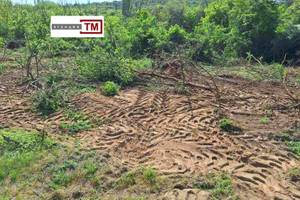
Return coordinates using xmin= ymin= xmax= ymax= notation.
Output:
xmin=286 ymin=141 xmax=300 ymax=158
xmin=219 ymin=118 xmax=234 ymax=132
xmin=60 ymin=120 xmax=92 ymax=134
xmin=32 ymin=85 xmax=66 ymax=115
xmin=101 ymin=81 xmax=121 ymax=96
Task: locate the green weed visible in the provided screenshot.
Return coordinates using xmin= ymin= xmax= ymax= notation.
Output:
xmin=60 ymin=120 xmax=92 ymax=134
xmin=101 ymin=81 xmax=121 ymax=96
xmin=219 ymin=118 xmax=234 ymax=132
xmin=0 ymin=129 xmax=53 ymax=183
xmin=194 ymin=171 xmax=233 ymax=199
xmin=31 ymin=85 xmax=66 ymax=115
xmin=0 ymin=63 xmax=7 ymax=73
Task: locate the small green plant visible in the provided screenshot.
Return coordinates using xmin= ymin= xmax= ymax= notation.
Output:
xmin=57 ymin=161 xmax=78 ymax=172
xmin=101 ymin=81 xmax=121 ymax=96
xmin=219 ymin=118 xmax=234 ymax=132
xmin=52 ymin=171 xmax=74 ymax=186
xmin=0 ymin=63 xmax=7 ymax=73
xmin=32 ymin=85 xmax=66 ymax=115
xmin=61 ymin=110 xmax=93 ymax=134
xmin=286 ymin=141 xmax=300 ymax=158
xmin=119 ymin=172 xmax=136 ymax=188
xmin=177 ymin=84 xmax=189 ymax=94
xmin=194 ymin=171 xmax=233 ymax=199
xmin=143 ymin=168 xmax=156 ymax=186
xmin=150 ymin=101 xmax=159 ymax=109
xmin=84 ymin=162 xmax=98 ymax=178
xmin=287 ymin=166 xmax=300 ymax=182
xmin=260 ymin=115 xmax=268 ymax=123
xmin=60 ymin=120 xmax=92 ymax=134
xmin=270 ymin=131 xmax=300 ymax=158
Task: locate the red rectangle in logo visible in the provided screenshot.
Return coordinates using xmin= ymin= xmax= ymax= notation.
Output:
xmin=80 ymin=19 xmax=103 ymax=34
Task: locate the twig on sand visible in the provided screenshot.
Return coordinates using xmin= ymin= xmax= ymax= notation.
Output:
xmin=33 ymin=190 xmax=45 ymax=199
xmin=132 ymin=69 xmax=211 ymax=91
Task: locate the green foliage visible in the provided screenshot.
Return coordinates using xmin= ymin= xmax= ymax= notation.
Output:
xmin=0 ymin=63 xmax=6 ymax=73
xmin=177 ymin=83 xmax=189 ymax=94
xmin=143 ymin=168 xmax=157 ymax=187
xmin=32 ymin=84 xmax=66 ymax=115
xmin=168 ymin=24 xmax=186 ymax=45
xmin=101 ymin=81 xmax=121 ymax=96
xmin=270 ymin=129 xmax=300 ymax=158
xmin=120 ymin=172 xmax=136 ymax=188
xmin=219 ymin=118 xmax=234 ymax=132
xmin=52 ymin=171 xmax=74 ymax=186
xmin=61 ymin=109 xmax=93 ymax=134
xmin=0 ymin=129 xmax=53 ymax=183
xmin=83 ymin=162 xmax=98 ymax=178
xmin=194 ymin=171 xmax=233 ymax=199
xmin=61 ymin=120 xmax=92 ymax=134
xmin=286 ymin=141 xmax=300 ymax=158
xmin=118 ymin=168 xmax=160 ymax=191
xmin=287 ymin=166 xmax=300 ymax=182
xmin=260 ymin=115 xmax=268 ymax=123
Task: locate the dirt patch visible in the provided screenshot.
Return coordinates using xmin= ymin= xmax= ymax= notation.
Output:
xmin=0 ymin=67 xmax=299 ymax=199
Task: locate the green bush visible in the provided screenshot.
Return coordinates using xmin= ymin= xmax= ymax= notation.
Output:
xmin=219 ymin=118 xmax=234 ymax=132
xmin=32 ymin=85 xmax=66 ymax=115
xmin=60 ymin=120 xmax=92 ymax=134
xmin=101 ymin=81 xmax=121 ymax=96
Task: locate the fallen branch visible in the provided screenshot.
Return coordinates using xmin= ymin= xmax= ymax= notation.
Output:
xmin=33 ymin=190 xmax=45 ymax=200
xmin=132 ymin=69 xmax=211 ymax=91
xmin=251 ymin=55 xmax=263 ymax=67
xmin=191 ymin=62 xmax=220 ymax=99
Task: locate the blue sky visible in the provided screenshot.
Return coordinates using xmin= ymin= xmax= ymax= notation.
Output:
xmin=12 ymin=0 xmax=117 ymax=5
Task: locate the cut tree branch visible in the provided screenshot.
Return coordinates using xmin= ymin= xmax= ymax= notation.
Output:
xmin=132 ymin=69 xmax=211 ymax=91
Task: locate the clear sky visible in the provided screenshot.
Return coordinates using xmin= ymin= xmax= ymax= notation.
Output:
xmin=11 ymin=0 xmax=117 ymax=5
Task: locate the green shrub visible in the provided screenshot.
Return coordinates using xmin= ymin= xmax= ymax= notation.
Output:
xmin=120 ymin=172 xmax=136 ymax=188
xmin=101 ymin=81 xmax=121 ymax=96
xmin=32 ymin=85 xmax=66 ymax=115
xmin=286 ymin=141 xmax=300 ymax=158
xmin=143 ymin=168 xmax=157 ymax=186
xmin=219 ymin=118 xmax=234 ymax=132
xmin=60 ymin=120 xmax=92 ymax=134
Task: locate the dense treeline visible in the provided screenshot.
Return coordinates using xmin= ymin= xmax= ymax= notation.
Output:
xmin=0 ymin=0 xmax=299 ymax=85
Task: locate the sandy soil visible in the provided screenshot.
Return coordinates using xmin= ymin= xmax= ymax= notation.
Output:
xmin=0 ymin=66 xmax=299 ymax=200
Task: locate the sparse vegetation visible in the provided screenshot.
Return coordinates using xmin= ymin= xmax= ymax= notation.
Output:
xmin=0 ymin=0 xmax=299 ymax=199
xmin=194 ymin=171 xmax=233 ymax=199
xmin=271 ymin=130 xmax=300 ymax=158
xmin=287 ymin=166 xmax=300 ymax=182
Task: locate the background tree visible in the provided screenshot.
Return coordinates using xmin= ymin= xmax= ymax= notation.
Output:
xmin=122 ymin=0 xmax=131 ymax=18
